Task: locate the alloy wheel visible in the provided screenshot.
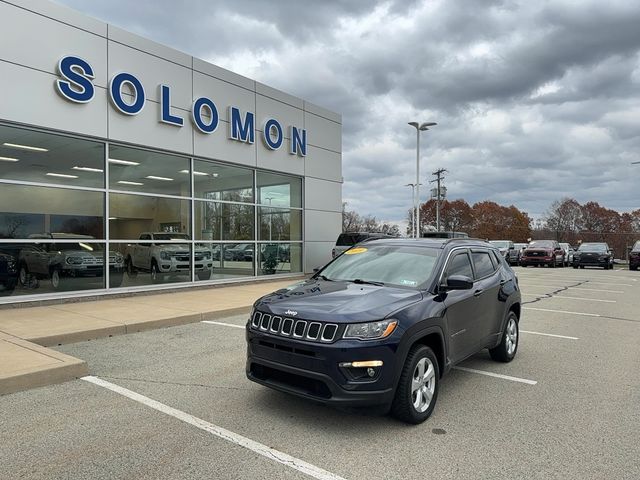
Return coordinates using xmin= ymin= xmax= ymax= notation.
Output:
xmin=412 ymin=357 xmax=436 ymax=413
xmin=506 ymin=317 xmax=518 ymax=355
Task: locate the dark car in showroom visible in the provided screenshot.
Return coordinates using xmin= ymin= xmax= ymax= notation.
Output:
xmin=246 ymin=238 xmax=521 ymax=424
xmin=0 ymin=251 xmax=18 ymax=295
xmin=629 ymin=241 xmax=640 ymax=271
xmin=573 ymin=242 xmax=614 ymax=269
xmin=519 ymin=240 xmax=565 ymax=267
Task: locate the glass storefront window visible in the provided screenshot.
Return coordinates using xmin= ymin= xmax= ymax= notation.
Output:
xmin=258 ymin=207 xmax=302 ymax=241
xmin=108 ymin=145 xmax=190 ymax=197
xmin=111 ymin=241 xmax=193 ymax=288
xmin=0 ymin=125 xmax=104 ymax=189
xmin=193 ymin=242 xmax=255 ymax=282
xmin=258 ymin=243 xmax=302 ymax=276
xmin=0 ymin=241 xmax=110 ymax=297
xmin=193 ymin=160 xmax=253 ymax=203
xmin=109 ymin=193 xmax=190 ymax=241
xmin=256 ymin=172 xmax=302 ymax=208
xmin=194 ymin=201 xmax=254 ymax=241
xmin=0 ymin=184 xmax=104 ymax=239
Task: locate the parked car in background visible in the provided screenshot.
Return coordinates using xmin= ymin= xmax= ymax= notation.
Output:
xmin=18 ymin=233 xmax=124 ymax=290
xmin=513 ymin=243 xmax=527 ymax=265
xmin=332 ymin=232 xmax=394 ymax=258
xmin=559 ymin=242 xmax=574 ymax=267
xmin=224 ymin=243 xmax=254 ymax=262
xmin=489 ymin=240 xmax=519 ymax=265
xmin=520 ymin=240 xmax=565 ymax=267
xmin=246 ymin=238 xmax=521 ymax=424
xmin=629 ymin=241 xmax=640 ymax=271
xmin=573 ymin=242 xmax=614 ymax=269
xmin=0 ymin=251 xmax=18 ymax=294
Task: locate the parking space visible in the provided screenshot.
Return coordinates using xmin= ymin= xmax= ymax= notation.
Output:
xmin=1 ymin=268 xmax=638 ymax=479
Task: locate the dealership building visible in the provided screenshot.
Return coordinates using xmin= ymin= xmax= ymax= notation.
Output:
xmin=0 ymin=0 xmax=342 ymax=303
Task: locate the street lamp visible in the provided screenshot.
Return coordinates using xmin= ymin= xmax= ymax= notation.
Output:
xmin=404 ymin=183 xmax=421 ymax=237
xmin=408 ymin=121 xmax=437 ymax=238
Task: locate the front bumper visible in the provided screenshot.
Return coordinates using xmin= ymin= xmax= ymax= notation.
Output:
xmin=246 ymin=327 xmax=397 ymax=407
xmin=520 ymin=256 xmax=552 ymax=265
xmin=158 ymin=257 xmax=213 ymax=273
xmin=573 ymin=257 xmax=609 ymax=268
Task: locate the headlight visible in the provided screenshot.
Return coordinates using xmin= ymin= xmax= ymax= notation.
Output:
xmin=65 ymin=256 xmax=83 ymax=265
xmin=343 ymin=319 xmax=398 ymax=340
xmin=160 ymin=251 xmax=171 ymax=260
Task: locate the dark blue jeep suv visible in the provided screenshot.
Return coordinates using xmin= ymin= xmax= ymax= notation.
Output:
xmin=246 ymin=238 xmax=521 ymax=424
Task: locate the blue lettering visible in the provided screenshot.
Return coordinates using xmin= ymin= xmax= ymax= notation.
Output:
xmin=229 ymin=107 xmax=254 ymax=144
xmin=109 ymin=72 xmax=145 ymax=115
xmin=263 ymin=119 xmax=283 ymax=150
xmin=290 ymin=126 xmax=307 ymax=156
xmin=159 ymin=85 xmax=184 ymax=127
xmin=192 ymin=97 xmax=219 ymax=133
xmin=55 ymin=56 xmax=95 ymax=103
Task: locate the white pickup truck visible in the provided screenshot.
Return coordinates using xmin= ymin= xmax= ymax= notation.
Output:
xmin=125 ymin=232 xmax=213 ymax=282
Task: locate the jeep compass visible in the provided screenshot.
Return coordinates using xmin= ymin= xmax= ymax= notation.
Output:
xmin=246 ymin=238 xmax=521 ymax=424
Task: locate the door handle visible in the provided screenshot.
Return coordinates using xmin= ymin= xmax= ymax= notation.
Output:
xmin=474 ymin=289 xmax=484 ymax=297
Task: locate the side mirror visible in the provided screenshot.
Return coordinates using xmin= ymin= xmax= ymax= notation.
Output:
xmin=312 ymin=267 xmax=320 ymax=273
xmin=443 ymin=275 xmax=474 ymax=290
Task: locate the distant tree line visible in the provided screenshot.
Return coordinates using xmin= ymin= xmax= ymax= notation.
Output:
xmin=540 ymin=198 xmax=640 ymax=257
xmin=406 ymin=199 xmax=532 ymax=242
xmin=342 ymin=203 xmax=401 ymax=236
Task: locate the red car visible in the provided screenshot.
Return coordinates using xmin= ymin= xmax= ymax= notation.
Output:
xmin=520 ymin=240 xmax=565 ymax=268
xmin=629 ymin=241 xmax=640 ymax=271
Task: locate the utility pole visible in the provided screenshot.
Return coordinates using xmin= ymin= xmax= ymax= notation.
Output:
xmin=431 ymin=168 xmax=447 ymax=232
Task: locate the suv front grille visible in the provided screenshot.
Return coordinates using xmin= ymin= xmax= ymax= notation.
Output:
xmin=251 ymin=311 xmax=339 ymax=343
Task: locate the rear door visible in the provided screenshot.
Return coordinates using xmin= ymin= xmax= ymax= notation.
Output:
xmin=441 ymin=248 xmax=479 ymax=362
xmin=470 ymin=249 xmax=502 ymax=347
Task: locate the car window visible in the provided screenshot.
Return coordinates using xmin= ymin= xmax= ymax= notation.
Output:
xmin=445 ymin=251 xmax=473 ymax=279
xmin=472 ymin=251 xmax=496 ymax=279
xmin=336 ymin=234 xmax=355 ymax=246
xmin=490 ymin=250 xmax=503 ymax=266
xmin=634 ymin=241 xmax=640 ymax=250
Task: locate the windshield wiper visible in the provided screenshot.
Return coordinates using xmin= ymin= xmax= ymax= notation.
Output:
xmin=318 ymin=274 xmax=333 ymax=282
xmin=350 ymin=278 xmax=385 ymax=286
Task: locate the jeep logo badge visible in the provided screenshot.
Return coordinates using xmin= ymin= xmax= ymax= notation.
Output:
xmin=285 ymin=309 xmax=298 ymax=316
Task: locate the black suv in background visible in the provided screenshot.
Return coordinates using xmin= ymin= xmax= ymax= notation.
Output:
xmin=573 ymin=242 xmax=614 ymax=269
xmin=629 ymin=241 xmax=640 ymax=271
xmin=331 ymin=232 xmax=394 ymax=258
xmin=246 ymin=238 xmax=521 ymax=424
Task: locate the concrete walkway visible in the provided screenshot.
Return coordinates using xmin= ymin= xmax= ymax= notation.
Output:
xmin=0 ymin=277 xmax=303 ymax=395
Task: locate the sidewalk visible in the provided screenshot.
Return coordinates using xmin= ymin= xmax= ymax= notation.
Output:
xmin=0 ymin=277 xmax=303 ymax=395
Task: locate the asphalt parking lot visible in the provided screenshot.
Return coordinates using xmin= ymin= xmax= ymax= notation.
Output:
xmin=1 ymin=267 xmax=638 ymax=479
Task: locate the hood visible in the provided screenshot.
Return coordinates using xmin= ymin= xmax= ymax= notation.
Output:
xmin=255 ymin=278 xmax=423 ymax=323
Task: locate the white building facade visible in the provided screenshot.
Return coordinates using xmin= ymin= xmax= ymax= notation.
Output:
xmin=0 ymin=0 xmax=342 ymax=303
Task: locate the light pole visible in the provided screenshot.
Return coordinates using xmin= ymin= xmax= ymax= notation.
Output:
xmin=266 ymin=196 xmax=275 ymax=241
xmin=404 ymin=183 xmax=421 ymax=237
xmin=408 ymin=121 xmax=437 ymax=238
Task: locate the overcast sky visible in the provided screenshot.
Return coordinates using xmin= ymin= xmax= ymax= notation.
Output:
xmin=56 ymin=0 xmax=640 ymax=224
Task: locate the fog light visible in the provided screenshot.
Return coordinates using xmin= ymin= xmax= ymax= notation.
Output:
xmin=367 ymin=367 xmax=376 ymax=377
xmin=339 ymin=360 xmax=383 ymax=368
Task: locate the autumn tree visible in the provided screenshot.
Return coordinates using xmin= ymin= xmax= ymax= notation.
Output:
xmin=545 ymin=197 xmax=582 ymax=241
xmin=471 ymin=201 xmax=531 ymax=241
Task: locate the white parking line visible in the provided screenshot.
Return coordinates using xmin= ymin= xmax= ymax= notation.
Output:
xmin=523 ymin=307 xmax=601 ymax=317
xmin=453 ymin=367 xmax=537 ymax=385
xmin=520 ymin=285 xmax=624 ymax=294
xmin=520 ymin=330 xmax=579 ymax=340
xmin=81 ymin=376 xmax=348 ymax=480
xmin=202 ymin=320 xmax=245 ymax=329
xmin=521 ymin=294 xmax=615 ymax=303
xmin=585 ymin=282 xmax=633 ymax=287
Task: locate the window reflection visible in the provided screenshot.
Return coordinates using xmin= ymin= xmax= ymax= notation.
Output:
xmin=195 ymin=201 xmax=254 ymax=241
xmin=194 ymin=160 xmax=253 ymax=202
xmin=257 ymin=172 xmax=302 ymax=208
xmin=258 ymin=243 xmax=302 ymax=276
xmin=258 ymin=207 xmax=302 ymax=241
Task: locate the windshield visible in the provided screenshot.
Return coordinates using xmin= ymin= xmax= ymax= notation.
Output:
xmin=529 ymin=241 xmax=554 ymax=248
xmin=319 ymin=244 xmax=438 ymax=288
xmin=490 ymin=241 xmax=510 ymax=248
xmin=634 ymin=241 xmax=640 ymax=250
xmin=153 ymin=233 xmax=190 ymax=241
xmin=578 ymin=243 xmax=608 ymax=252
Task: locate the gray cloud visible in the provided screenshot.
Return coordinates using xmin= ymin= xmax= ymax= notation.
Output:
xmin=54 ymin=0 xmax=640 ymax=225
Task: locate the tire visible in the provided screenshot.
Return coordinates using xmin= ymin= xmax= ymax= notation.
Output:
xmin=390 ymin=345 xmax=439 ymax=424
xmin=549 ymin=259 xmax=555 ymax=268
xmin=489 ymin=311 xmax=519 ymax=362
xmin=197 ymin=270 xmax=212 ymax=281
xmin=573 ymin=265 xmax=578 ymax=269
xmin=126 ymin=257 xmax=138 ymax=277
xmin=50 ymin=267 xmax=65 ymax=291
xmin=150 ymin=261 xmax=162 ymax=284
xmin=18 ymin=263 xmax=28 ymax=286
xmin=630 ymin=265 xmax=638 ymax=271
xmin=579 ymin=265 xmax=585 ymax=269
